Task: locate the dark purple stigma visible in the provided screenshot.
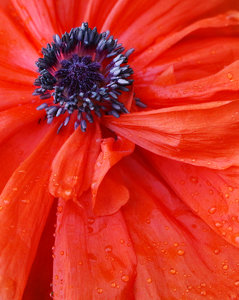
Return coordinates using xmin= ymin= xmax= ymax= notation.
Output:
xmin=33 ymin=22 xmax=146 ymax=133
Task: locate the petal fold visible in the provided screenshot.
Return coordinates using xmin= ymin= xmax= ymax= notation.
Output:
xmin=0 ymin=120 xmax=71 ymax=300
xmin=118 ymin=151 xmax=239 ymax=299
xmin=49 ymin=121 xmax=101 ymax=201
xmin=53 ymin=193 xmax=137 ymax=300
xmin=92 ymin=136 xmax=135 ymax=215
xmin=103 ymin=101 xmax=239 ymax=169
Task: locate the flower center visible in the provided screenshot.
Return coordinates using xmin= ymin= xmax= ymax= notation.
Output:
xmin=33 ymin=22 xmax=145 ymax=132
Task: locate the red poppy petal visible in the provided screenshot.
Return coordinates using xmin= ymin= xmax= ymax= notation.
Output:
xmin=132 ymin=11 xmax=239 ymax=73
xmin=10 ymin=0 xmax=60 ymax=48
xmin=0 ymin=83 xmax=35 ymax=111
xmin=102 ymin=101 xmax=239 ymax=169
xmin=53 ymin=194 xmax=137 ymax=300
xmin=119 ymin=152 xmax=239 ymax=299
xmin=0 ymin=5 xmax=38 ymax=71
xmin=150 ymin=153 xmax=239 ymax=248
xmin=92 ymin=136 xmax=135 ymax=216
xmin=103 ymin=0 xmax=230 ymax=55
xmin=0 ymin=120 xmax=51 ymax=195
xmin=137 ymin=36 xmax=239 ymax=86
xmin=0 ymin=121 xmax=71 ymax=300
xmin=137 ymin=60 xmax=239 ymax=108
xmin=22 ymin=200 xmax=57 ymax=300
xmin=49 ymin=121 xmax=101 ymax=201
xmin=53 ymin=0 xmax=118 ymax=35
xmin=0 ymin=104 xmax=45 ymax=145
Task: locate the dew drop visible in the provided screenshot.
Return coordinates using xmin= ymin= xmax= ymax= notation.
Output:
xmin=0 ymin=206 xmax=2 ymax=211
xmin=225 ymin=193 xmax=229 ymax=199
xmin=57 ymin=206 xmax=63 ymax=213
xmin=214 ymin=249 xmax=220 ymax=254
xmin=208 ymin=207 xmax=216 ymax=214
xmin=228 ymin=186 xmax=234 ymax=192
xmin=190 ymin=176 xmax=198 ymax=184
xmin=201 ymin=290 xmax=207 ymax=296
xmin=214 ymin=221 xmax=223 ymax=228
xmin=111 ymin=282 xmax=116 ymax=288
xmin=60 ymin=251 xmax=64 ymax=255
xmin=234 ymin=280 xmax=239 ymax=287
xmin=13 ymin=187 xmax=18 ymax=191
xmin=64 ymin=190 xmax=72 ymax=196
xmin=4 ymin=199 xmax=10 ymax=204
xmin=174 ymin=243 xmax=178 ymax=247
xmin=147 ymin=278 xmax=152 ymax=283
xmin=78 ymin=261 xmax=83 ymax=265
xmin=121 ymin=275 xmax=129 ymax=282
xmin=87 ymin=253 xmax=97 ymax=262
xmin=97 ymin=288 xmax=103 ymax=294
xmin=170 ymin=269 xmax=176 ymax=274
xmin=222 ymin=264 xmax=228 ymax=270
xmin=104 ymin=245 xmax=113 ymax=253
xmin=88 ymin=217 xmax=95 ymax=225
xmin=146 ymin=219 xmax=151 ymax=224
xmin=120 ymin=239 xmax=125 ymax=244
xmin=177 ymin=250 xmax=185 ymax=256
xmin=227 ymin=73 xmax=233 ymax=79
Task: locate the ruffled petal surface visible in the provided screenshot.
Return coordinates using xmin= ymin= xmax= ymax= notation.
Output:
xmin=53 ymin=193 xmax=137 ymax=300
xmin=149 ymin=153 xmax=239 ymax=248
xmin=49 ymin=121 xmax=101 ymax=201
xmin=136 ymin=61 xmax=239 ymax=108
xmin=103 ymin=101 xmax=239 ymax=169
xmin=0 ymin=121 xmax=71 ymax=300
xmin=92 ymin=136 xmax=135 ymax=216
xmin=118 ymin=151 xmax=239 ymax=299
xmin=131 ymin=11 xmax=239 ymax=72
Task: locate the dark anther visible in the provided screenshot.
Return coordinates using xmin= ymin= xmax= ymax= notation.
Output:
xmin=34 ymin=22 xmax=146 ymax=132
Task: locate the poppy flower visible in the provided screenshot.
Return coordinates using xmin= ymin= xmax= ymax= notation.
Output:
xmin=1 ymin=0 xmax=239 ymax=299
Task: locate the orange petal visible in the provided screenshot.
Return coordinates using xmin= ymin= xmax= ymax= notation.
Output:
xmin=0 ymin=83 xmax=35 ymax=112
xmin=132 ymin=11 xmax=239 ymax=72
xmin=0 ymin=104 xmax=45 ymax=145
xmin=103 ymin=0 xmax=230 ymax=56
xmin=53 ymin=193 xmax=136 ymax=300
xmin=137 ymin=60 xmax=239 ymax=108
xmin=118 ymin=151 xmax=239 ymax=299
xmin=22 ymin=200 xmax=57 ymax=300
xmin=0 ymin=120 xmax=51 ymax=195
xmin=102 ymin=100 xmax=239 ymax=169
xmin=150 ymin=153 xmax=239 ymax=248
xmin=138 ymin=36 xmax=239 ymax=85
xmin=10 ymin=0 xmax=60 ymax=48
xmin=49 ymin=121 xmax=101 ymax=201
xmin=92 ymin=136 xmax=135 ymax=215
xmin=0 ymin=120 xmax=71 ymax=300
xmin=0 ymin=4 xmax=38 ymax=72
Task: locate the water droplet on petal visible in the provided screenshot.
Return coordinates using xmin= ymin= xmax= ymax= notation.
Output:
xmin=177 ymin=250 xmax=185 ymax=256
xmin=147 ymin=278 xmax=152 ymax=283
xmin=234 ymin=280 xmax=239 ymax=287
xmin=104 ymin=245 xmax=113 ymax=253
xmin=190 ymin=176 xmax=198 ymax=184
xmin=214 ymin=221 xmax=223 ymax=228
xmin=208 ymin=207 xmax=216 ymax=214
xmin=111 ymin=282 xmax=116 ymax=288
xmin=88 ymin=217 xmax=95 ymax=225
xmin=97 ymin=288 xmax=103 ymax=294
xmin=121 ymin=275 xmax=129 ymax=282
xmin=170 ymin=269 xmax=176 ymax=274
xmin=87 ymin=253 xmax=97 ymax=262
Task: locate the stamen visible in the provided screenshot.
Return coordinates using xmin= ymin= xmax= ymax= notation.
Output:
xmin=33 ymin=22 xmax=146 ymax=132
